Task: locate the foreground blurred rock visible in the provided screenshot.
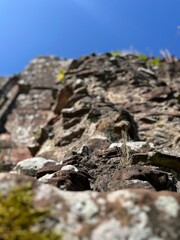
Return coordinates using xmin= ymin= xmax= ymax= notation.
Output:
xmin=0 ymin=53 xmax=180 ymax=238
xmin=0 ymin=173 xmax=180 ymax=240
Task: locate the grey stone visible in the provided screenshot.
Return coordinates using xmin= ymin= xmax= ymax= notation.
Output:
xmin=0 ymin=173 xmax=180 ymax=240
xmin=109 ymin=141 xmax=154 ymax=151
xmin=12 ymin=157 xmax=59 ymax=176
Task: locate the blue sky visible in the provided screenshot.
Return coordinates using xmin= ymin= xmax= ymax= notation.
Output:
xmin=0 ymin=0 xmax=180 ymax=75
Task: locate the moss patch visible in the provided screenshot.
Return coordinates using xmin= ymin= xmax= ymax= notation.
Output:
xmin=0 ymin=183 xmax=61 ymax=240
xmin=110 ymin=50 xmax=121 ymax=57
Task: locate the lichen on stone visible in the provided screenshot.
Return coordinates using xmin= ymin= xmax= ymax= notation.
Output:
xmin=155 ymin=195 xmax=180 ymax=218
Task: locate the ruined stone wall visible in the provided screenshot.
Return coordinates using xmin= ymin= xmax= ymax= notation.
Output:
xmin=0 ymin=53 xmax=180 ymax=239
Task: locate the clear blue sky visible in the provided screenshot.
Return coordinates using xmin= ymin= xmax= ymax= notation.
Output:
xmin=0 ymin=0 xmax=180 ymax=75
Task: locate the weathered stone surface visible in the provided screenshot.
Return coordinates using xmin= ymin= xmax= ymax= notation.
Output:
xmin=109 ymin=141 xmax=155 ymax=152
xmin=1 ymin=53 xmax=180 ymax=238
xmin=37 ymin=164 xmax=93 ymax=191
xmin=0 ymin=76 xmax=19 ymax=133
xmin=145 ymin=86 xmax=172 ymax=101
xmin=0 ymin=173 xmax=180 ymax=240
xmin=20 ymin=56 xmax=72 ymax=88
xmin=108 ymin=179 xmax=156 ymax=191
xmin=53 ymin=84 xmax=73 ymax=114
xmin=132 ymin=150 xmax=180 ymax=172
xmin=112 ymin=165 xmax=176 ymax=191
xmin=0 ymin=57 xmax=72 ymax=164
xmin=36 ymin=164 xmax=63 ymax=179
xmin=39 ymin=95 xmax=139 ymax=160
xmin=12 ymin=157 xmax=59 ymax=177
xmin=46 ymin=169 xmax=91 ymax=191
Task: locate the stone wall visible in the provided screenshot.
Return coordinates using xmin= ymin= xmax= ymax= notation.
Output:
xmin=0 ymin=53 xmax=180 ymax=239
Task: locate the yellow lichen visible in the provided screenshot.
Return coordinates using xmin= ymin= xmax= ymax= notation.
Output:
xmin=57 ymin=69 xmax=65 ymax=82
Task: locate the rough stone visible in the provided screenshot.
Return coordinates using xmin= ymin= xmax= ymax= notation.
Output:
xmin=112 ymin=165 xmax=176 ymax=191
xmin=46 ymin=170 xmax=91 ymax=191
xmin=132 ymin=150 xmax=180 ymax=172
xmin=1 ymin=53 xmax=180 ymax=238
xmin=109 ymin=141 xmax=155 ymax=152
xmin=0 ymin=173 xmax=180 ymax=240
xmin=12 ymin=157 xmax=59 ymax=177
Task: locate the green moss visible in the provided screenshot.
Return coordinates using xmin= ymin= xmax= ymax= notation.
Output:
xmin=136 ymin=53 xmax=148 ymax=61
xmin=137 ymin=52 xmax=160 ymax=68
xmin=33 ymin=127 xmax=42 ymax=141
xmin=33 ymin=127 xmax=48 ymax=144
xmin=146 ymin=57 xmax=160 ymax=69
xmin=152 ymin=57 xmax=160 ymax=67
xmin=110 ymin=50 xmax=121 ymax=57
xmin=0 ymin=183 xmax=61 ymax=240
